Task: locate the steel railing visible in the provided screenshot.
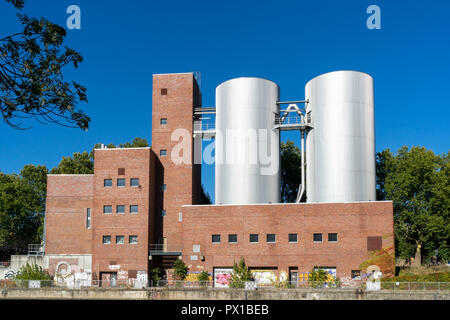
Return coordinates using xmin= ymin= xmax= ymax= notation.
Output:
xmin=1 ymin=279 xmax=450 ymax=292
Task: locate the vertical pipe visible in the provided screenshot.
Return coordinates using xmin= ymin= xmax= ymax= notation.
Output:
xmin=296 ymin=130 xmax=305 ymax=203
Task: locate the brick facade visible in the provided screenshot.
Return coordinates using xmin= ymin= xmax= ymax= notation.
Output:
xmin=180 ymin=201 xmax=395 ymax=278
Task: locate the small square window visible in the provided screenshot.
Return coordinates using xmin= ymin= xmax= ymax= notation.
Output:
xmin=313 ymin=233 xmax=323 ymax=243
xmin=104 ymin=179 xmax=112 ymax=187
xmin=328 ymin=233 xmax=338 ymax=242
xmin=161 ymin=210 xmax=166 ymax=217
xmin=130 ymin=178 xmax=139 ymax=187
xmin=266 ymin=234 xmax=276 ymax=243
xmin=117 ymin=178 xmax=126 ymax=187
xmin=228 ymin=234 xmax=237 ymax=243
xmin=161 ymin=184 xmax=167 ymax=191
xmin=116 ymin=205 xmax=125 ymax=214
xmin=160 ymin=118 xmax=167 ymax=125
xmin=102 ymin=235 xmax=111 ymax=244
xmin=129 ymin=235 xmax=138 ymax=244
xmin=212 ymin=234 xmax=220 ymax=243
xmin=103 ymin=205 xmax=112 ymax=214
xmin=249 ymin=234 xmax=259 ymax=243
xmin=288 ymin=233 xmax=298 ymax=243
xmin=130 ymin=205 xmax=139 ymax=214
xmin=161 ymin=88 xmax=167 ymax=95
xmin=160 ymin=149 xmax=167 ymax=157
xmin=116 ymin=235 xmax=124 ymax=244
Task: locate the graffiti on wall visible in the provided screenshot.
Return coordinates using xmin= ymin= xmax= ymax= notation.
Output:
xmin=213 ymin=268 xmax=233 ymax=288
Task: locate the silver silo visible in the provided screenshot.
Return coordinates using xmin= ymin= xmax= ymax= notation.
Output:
xmin=215 ymin=77 xmax=280 ymax=204
xmin=305 ymin=70 xmax=376 ymax=202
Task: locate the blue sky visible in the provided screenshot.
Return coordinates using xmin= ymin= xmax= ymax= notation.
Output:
xmin=0 ymin=0 xmax=449 ymax=202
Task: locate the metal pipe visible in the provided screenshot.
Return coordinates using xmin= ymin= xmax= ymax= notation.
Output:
xmin=277 ymin=100 xmax=309 ymax=105
xmin=296 ymin=130 xmax=305 ymax=203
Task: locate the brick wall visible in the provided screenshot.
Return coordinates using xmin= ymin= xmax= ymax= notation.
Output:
xmin=45 ymin=175 xmax=94 ymax=254
xmin=180 ymin=201 xmax=395 ymax=278
xmin=151 ymin=73 xmax=202 ymax=251
xmin=91 ymin=148 xmax=152 ymax=279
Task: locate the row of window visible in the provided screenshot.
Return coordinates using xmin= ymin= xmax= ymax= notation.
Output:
xmin=102 ymin=235 xmax=138 ymax=245
xmin=103 ymin=205 xmax=139 ymax=214
xmin=211 ymin=233 xmax=338 ymax=244
xmin=104 ymin=178 xmax=140 ymax=187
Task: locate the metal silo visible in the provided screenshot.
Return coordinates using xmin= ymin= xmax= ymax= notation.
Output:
xmin=215 ymin=77 xmax=280 ymax=204
xmin=305 ymin=71 xmax=376 ymax=202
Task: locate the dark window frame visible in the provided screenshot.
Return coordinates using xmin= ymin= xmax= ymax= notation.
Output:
xmin=266 ymin=234 xmax=276 ymax=243
xmin=328 ymin=233 xmax=338 ymax=243
xmin=288 ymin=233 xmax=298 ymax=243
xmin=103 ymin=205 xmax=112 ymax=214
xmin=130 ymin=178 xmax=139 ymax=187
xmin=104 ymin=179 xmax=112 ymax=187
xmin=212 ymin=234 xmax=221 ymax=243
xmin=249 ymin=234 xmax=259 ymax=243
xmin=228 ymin=234 xmax=238 ymax=243
xmin=313 ymin=233 xmax=323 ymax=243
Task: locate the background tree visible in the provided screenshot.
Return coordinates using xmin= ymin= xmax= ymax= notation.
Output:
xmin=377 ymin=146 xmax=450 ymax=265
xmin=0 ymin=164 xmax=47 ymax=253
xmin=280 ymin=140 xmax=302 ymax=203
xmin=0 ymin=0 xmax=89 ymax=129
xmin=49 ymin=152 xmax=93 ymax=174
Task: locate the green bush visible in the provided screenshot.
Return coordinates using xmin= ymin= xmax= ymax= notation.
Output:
xmin=15 ymin=263 xmax=53 ymax=287
xmin=197 ymin=271 xmax=210 ymax=281
xmin=173 ymin=259 xmax=188 ymax=280
xmin=230 ymin=257 xmax=253 ymax=288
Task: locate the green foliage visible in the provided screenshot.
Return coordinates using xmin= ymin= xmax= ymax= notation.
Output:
xmin=0 ymin=164 xmax=48 ymax=250
xmin=230 ymin=257 xmax=254 ymax=288
xmin=16 ymin=263 xmax=52 ymax=280
xmin=173 ymin=259 xmax=188 ymax=280
xmin=376 ymin=146 xmax=450 ymax=264
xmin=280 ymin=140 xmax=302 ymax=203
xmin=197 ymin=270 xmax=210 ymax=282
xmin=50 ymin=152 xmax=94 ymax=174
xmin=1 ymin=0 xmax=89 ymax=130
xmin=90 ymin=138 xmax=150 ymax=160
xmin=308 ymin=269 xmax=340 ymax=288
xmin=149 ymin=267 xmax=163 ymax=286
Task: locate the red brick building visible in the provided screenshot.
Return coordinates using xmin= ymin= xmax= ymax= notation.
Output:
xmin=44 ymin=72 xmax=394 ymax=286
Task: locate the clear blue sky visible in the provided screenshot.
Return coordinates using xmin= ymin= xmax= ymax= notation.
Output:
xmin=1 ymin=0 xmax=449 ymax=202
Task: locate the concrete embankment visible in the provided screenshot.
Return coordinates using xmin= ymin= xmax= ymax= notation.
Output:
xmin=1 ymin=288 xmax=449 ymax=300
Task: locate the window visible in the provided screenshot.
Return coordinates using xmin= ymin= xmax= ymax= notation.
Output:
xmin=160 ymin=118 xmax=167 ymax=125
xmin=130 ymin=178 xmax=139 ymax=187
xmin=102 ymin=235 xmax=111 ymax=244
xmin=307 ymin=111 xmax=312 ymax=123
xmin=266 ymin=234 xmax=276 ymax=243
xmin=228 ymin=234 xmax=237 ymax=243
xmin=116 ymin=205 xmax=125 ymax=214
xmin=130 ymin=205 xmax=139 ymax=214
xmin=212 ymin=235 xmax=221 ymax=243
xmin=86 ymin=208 xmax=91 ymax=229
xmin=103 ymin=205 xmax=112 ymax=214
xmin=129 ymin=235 xmax=138 ymax=244
xmin=161 ymin=184 xmax=167 ymax=191
xmin=116 ymin=235 xmax=124 ymax=244
xmin=161 ymin=210 xmax=166 ymax=217
xmin=351 ymin=270 xmax=361 ymax=280
xmin=117 ymin=178 xmax=126 ymax=187
xmin=104 ymin=179 xmax=112 ymax=187
xmin=313 ymin=233 xmax=323 ymax=243
xmin=328 ymin=233 xmax=338 ymax=243
xmin=161 ymin=88 xmax=167 ymax=95
xmin=288 ymin=233 xmax=298 ymax=243
xmin=118 ymin=168 xmax=125 ymax=175
xmin=160 ymin=149 xmax=167 ymax=157
xmin=249 ymin=234 xmax=259 ymax=243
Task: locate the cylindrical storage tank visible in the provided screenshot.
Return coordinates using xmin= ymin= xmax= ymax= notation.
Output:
xmin=305 ymin=70 xmax=376 ymax=202
xmin=215 ymin=77 xmax=280 ymax=204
